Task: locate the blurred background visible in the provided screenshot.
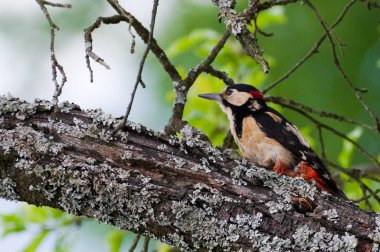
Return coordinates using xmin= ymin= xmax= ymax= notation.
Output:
xmin=0 ymin=0 xmax=379 ymax=251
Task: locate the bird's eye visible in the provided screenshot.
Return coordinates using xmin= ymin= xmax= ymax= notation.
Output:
xmin=225 ymin=89 xmax=233 ymax=96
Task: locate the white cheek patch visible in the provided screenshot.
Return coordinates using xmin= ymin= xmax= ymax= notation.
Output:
xmin=227 ymin=92 xmax=252 ymax=106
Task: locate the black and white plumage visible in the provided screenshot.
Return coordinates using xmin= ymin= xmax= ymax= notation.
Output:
xmin=199 ymin=84 xmax=347 ymax=199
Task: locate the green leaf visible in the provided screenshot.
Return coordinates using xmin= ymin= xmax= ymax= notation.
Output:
xmin=107 ymin=229 xmax=125 ymax=252
xmin=22 ymin=229 xmax=49 ymax=252
xmin=376 ymin=58 xmax=380 ymax=69
xmin=337 ymin=127 xmax=363 ymax=168
xmin=54 ymin=234 xmax=71 ymax=252
xmin=166 ymin=29 xmax=219 ymax=58
xmin=0 ymin=213 xmax=26 ymax=235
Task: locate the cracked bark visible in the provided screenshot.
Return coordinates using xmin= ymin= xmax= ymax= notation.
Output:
xmin=0 ymin=96 xmax=379 ymax=252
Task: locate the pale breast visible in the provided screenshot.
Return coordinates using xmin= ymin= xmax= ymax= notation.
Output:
xmin=234 ymin=117 xmax=295 ymax=167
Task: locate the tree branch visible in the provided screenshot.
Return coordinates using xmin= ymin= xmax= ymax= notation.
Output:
xmin=212 ymin=0 xmax=269 ymax=73
xmin=0 ymin=96 xmax=379 ymax=251
xmin=35 ymin=0 xmax=71 ymax=112
xmin=262 ymin=0 xmax=357 ymax=94
xmin=113 ymin=0 xmax=160 ymax=134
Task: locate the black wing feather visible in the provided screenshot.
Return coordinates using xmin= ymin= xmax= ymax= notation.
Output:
xmin=253 ymin=107 xmax=347 ymax=199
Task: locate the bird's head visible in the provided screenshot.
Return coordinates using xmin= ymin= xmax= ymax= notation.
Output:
xmin=198 ymin=84 xmax=266 ymax=113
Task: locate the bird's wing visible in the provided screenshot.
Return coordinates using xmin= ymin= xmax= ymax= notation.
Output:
xmin=253 ymin=107 xmax=347 ymax=199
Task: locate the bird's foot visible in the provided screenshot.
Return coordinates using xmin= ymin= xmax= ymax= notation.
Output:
xmin=273 ymin=161 xmax=297 ymax=177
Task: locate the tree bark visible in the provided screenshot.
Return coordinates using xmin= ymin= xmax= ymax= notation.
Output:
xmin=0 ymin=95 xmax=379 ymax=252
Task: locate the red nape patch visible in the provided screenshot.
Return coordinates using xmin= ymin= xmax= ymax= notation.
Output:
xmin=249 ymin=90 xmax=264 ymax=100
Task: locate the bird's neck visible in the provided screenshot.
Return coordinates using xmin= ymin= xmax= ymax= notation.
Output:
xmin=246 ymin=99 xmax=267 ymax=113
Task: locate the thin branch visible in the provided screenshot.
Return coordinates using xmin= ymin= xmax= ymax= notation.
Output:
xmin=266 ymin=96 xmax=375 ymax=131
xmin=83 ymin=16 xmax=116 ymax=82
xmin=360 ymin=184 xmax=373 ymax=210
xmin=262 ymin=0 xmax=356 ymax=94
xmin=303 ymin=0 xmax=380 ymax=133
xmin=142 ymin=237 xmax=150 ymax=252
xmin=84 ymin=12 xmax=181 ymax=83
xmin=252 ymin=13 xmax=273 ymax=37
xmin=41 ymin=1 xmax=71 ymax=8
xmin=35 ymin=0 xmax=71 ymax=112
xmin=361 ymin=0 xmax=380 ymax=9
xmin=221 ymin=130 xmax=236 ymax=150
xmin=270 ymin=99 xmax=380 ymax=169
xmin=353 ymin=189 xmax=380 ymax=203
xmin=165 ymin=31 xmax=231 ymax=134
xmin=302 ymin=0 xmax=346 ymax=53
xmin=316 ymin=126 xmax=326 ymax=160
xmin=113 ymin=0 xmax=160 ymax=135
xmin=204 ymin=66 xmax=235 ymax=85
xmin=242 ymin=0 xmax=299 ymax=21
xmin=321 ymin=159 xmax=380 ymax=206
xmin=128 ymin=234 xmax=141 ymax=252
xmin=184 ymin=30 xmax=230 ymax=85
xmin=326 ymin=161 xmax=380 ymax=205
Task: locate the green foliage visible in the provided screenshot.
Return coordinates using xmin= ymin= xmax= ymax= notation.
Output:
xmin=0 ymin=213 xmax=26 ymax=235
xmin=338 ymin=127 xmax=363 ymax=168
xmin=107 ymin=230 xmax=125 ymax=252
xmin=0 ymin=204 xmax=79 ymax=251
xmin=23 ymin=229 xmax=49 ymax=252
xmin=1 ymin=0 xmax=380 ymax=250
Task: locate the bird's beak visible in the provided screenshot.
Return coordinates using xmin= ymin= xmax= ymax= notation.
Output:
xmin=198 ymin=93 xmax=222 ymax=101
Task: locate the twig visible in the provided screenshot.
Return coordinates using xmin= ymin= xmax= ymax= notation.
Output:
xmin=184 ymin=30 xmax=230 ymax=85
xmin=84 ymin=12 xmax=181 ymax=83
xmin=265 ymin=96 xmax=375 ymax=131
xmin=242 ymin=0 xmax=299 ymax=21
xmin=252 ymin=13 xmax=273 ymax=37
xmin=222 ymin=130 xmax=236 ymax=150
xmin=361 ymin=0 xmax=380 ymax=9
xmin=303 ymin=0 xmax=380 ymax=133
xmin=41 ymin=1 xmax=71 ymax=8
xmin=204 ymin=66 xmax=235 ymax=85
xmin=353 ymin=189 xmax=380 ymax=203
xmin=271 ymin=100 xmax=380 ymax=168
xmin=302 ymin=0 xmax=346 ymax=53
xmin=165 ymin=31 xmax=231 ymax=134
xmin=142 ymin=237 xmax=150 ymax=252
xmin=316 ymin=126 xmax=326 ymax=160
xmin=112 ymin=0 xmax=160 ymax=135
xmin=35 ymin=0 xmax=71 ymax=112
xmin=262 ymin=0 xmax=356 ymax=94
xmin=84 ymin=16 xmax=114 ymax=82
xmin=128 ymin=234 xmax=141 ymax=252
xmin=323 ymin=160 xmax=380 ymax=205
xmin=360 ymin=184 xmax=373 ymax=210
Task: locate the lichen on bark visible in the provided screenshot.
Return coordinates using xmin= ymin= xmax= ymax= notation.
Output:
xmin=0 ymin=95 xmax=379 ymax=251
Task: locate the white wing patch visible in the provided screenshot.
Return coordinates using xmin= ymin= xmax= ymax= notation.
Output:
xmin=285 ymin=122 xmax=310 ymax=148
xmin=300 ymin=151 xmax=307 ymax=161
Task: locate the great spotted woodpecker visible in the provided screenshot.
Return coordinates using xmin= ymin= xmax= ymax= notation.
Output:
xmin=199 ymin=84 xmax=347 ymax=204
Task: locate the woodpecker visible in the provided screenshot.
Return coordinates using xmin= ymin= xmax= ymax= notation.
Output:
xmin=199 ymin=84 xmax=347 ymax=202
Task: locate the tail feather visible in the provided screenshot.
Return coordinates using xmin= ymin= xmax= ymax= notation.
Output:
xmin=296 ymin=161 xmax=347 ymax=200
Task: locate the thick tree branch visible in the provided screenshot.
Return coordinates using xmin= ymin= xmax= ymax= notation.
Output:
xmin=0 ymin=96 xmax=379 ymax=251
